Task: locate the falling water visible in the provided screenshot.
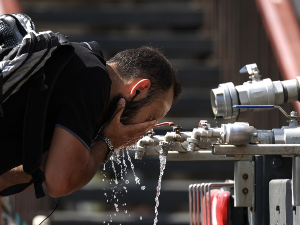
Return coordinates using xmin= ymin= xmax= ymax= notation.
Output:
xmin=153 ymin=155 xmax=167 ymax=225
xmin=126 ymin=149 xmax=140 ymax=185
xmin=111 ymin=161 xmax=118 ymax=185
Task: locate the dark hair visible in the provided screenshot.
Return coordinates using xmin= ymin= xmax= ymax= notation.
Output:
xmin=108 ymin=46 xmax=182 ymax=102
xmin=108 ymin=46 xmax=182 ymax=124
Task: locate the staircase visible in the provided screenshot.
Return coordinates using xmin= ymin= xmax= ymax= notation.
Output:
xmin=19 ymin=0 xmax=232 ymax=224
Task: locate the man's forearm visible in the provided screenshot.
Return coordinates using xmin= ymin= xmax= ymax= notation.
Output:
xmin=72 ymin=140 xmax=109 ymax=190
xmin=44 ymin=136 xmax=109 ymax=198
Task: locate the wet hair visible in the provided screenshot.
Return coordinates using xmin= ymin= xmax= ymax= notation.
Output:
xmin=107 ymin=46 xmax=182 ymax=124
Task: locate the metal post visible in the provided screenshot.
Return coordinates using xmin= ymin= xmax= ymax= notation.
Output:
xmin=189 ymin=185 xmax=193 ymax=225
xmin=292 ymin=156 xmax=300 ymax=206
xmin=234 ymin=161 xmax=255 ymax=207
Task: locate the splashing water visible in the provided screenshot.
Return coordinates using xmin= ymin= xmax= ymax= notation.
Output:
xmin=114 ymin=203 xmax=119 ymax=212
xmin=126 ymin=148 xmax=140 ymax=185
xmin=111 ymin=161 xmax=118 ymax=184
xmin=122 ymin=150 xmax=128 ymax=177
xmin=153 ymin=155 xmax=167 ymax=225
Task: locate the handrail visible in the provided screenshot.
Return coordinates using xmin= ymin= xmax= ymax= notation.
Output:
xmin=255 ymin=0 xmax=300 ymax=113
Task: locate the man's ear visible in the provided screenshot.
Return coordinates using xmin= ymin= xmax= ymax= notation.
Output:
xmin=129 ymin=79 xmax=151 ymax=100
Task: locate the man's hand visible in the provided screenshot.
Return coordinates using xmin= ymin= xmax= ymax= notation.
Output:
xmin=101 ymin=98 xmax=157 ymax=150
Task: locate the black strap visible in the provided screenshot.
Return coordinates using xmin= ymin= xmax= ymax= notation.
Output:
xmin=0 ymin=45 xmax=74 ymax=198
xmin=0 ymin=168 xmax=44 ymax=198
xmin=22 ymin=43 xmax=74 ymax=199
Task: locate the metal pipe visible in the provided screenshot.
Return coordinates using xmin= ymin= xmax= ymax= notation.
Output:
xmin=211 ymin=75 xmax=300 ymax=119
xmin=189 ymin=184 xmax=193 ymax=225
xmin=187 ymin=127 xmax=221 ymax=152
xmin=292 ymin=157 xmax=300 ymax=206
xmin=213 ymin=144 xmax=300 ymax=155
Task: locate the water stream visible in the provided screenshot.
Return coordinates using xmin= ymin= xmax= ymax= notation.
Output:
xmin=153 ymin=155 xmax=167 ymax=225
xmin=101 ymin=147 xmax=166 ymax=224
xmin=126 ymin=149 xmax=140 ymax=185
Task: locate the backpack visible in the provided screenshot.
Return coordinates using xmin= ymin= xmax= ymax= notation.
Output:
xmin=0 ymin=14 xmax=75 ymax=199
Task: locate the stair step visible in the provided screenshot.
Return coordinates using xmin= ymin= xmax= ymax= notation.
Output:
xmin=65 ymin=34 xmax=212 ymax=58
xmin=168 ymin=98 xmax=212 ymax=117
xmin=52 ymin=211 xmax=189 ymax=225
xmin=175 ymin=66 xmax=219 ymax=88
xmin=23 ymin=8 xmax=203 ymax=28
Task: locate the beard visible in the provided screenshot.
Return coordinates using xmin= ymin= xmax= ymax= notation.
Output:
xmin=97 ymin=94 xmax=151 ymax=130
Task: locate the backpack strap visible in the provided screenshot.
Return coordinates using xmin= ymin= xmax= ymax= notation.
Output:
xmin=0 ymin=34 xmax=74 ymax=199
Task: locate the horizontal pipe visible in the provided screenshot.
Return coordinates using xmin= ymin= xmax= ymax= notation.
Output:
xmin=213 ymin=144 xmax=300 ymax=155
xmin=165 ymin=151 xmax=251 ymax=161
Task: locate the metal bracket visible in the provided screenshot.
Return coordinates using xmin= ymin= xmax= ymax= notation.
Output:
xmin=234 ymin=161 xmax=255 ymax=208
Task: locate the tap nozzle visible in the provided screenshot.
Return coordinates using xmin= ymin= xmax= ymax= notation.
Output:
xmin=187 ymin=142 xmax=196 ymax=152
xmin=135 ymin=149 xmax=145 ymax=160
xmin=160 ymin=141 xmax=170 ymax=156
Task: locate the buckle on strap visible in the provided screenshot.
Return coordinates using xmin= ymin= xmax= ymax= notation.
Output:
xmin=32 ymin=168 xmax=45 ymax=199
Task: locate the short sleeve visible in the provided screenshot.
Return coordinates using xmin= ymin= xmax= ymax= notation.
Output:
xmin=55 ymin=66 xmax=111 ymax=150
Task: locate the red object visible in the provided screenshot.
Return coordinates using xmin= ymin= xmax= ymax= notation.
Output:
xmin=199 ymin=120 xmax=208 ymax=128
xmin=154 ymin=122 xmax=175 ymax=127
xmin=255 ymin=0 xmax=300 ymax=113
xmin=202 ymin=189 xmax=230 ymax=225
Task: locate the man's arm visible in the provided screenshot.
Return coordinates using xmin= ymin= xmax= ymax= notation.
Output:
xmin=44 ymin=98 xmax=156 ymax=197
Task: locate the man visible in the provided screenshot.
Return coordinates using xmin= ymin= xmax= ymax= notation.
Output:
xmin=0 ymin=42 xmax=182 ymax=198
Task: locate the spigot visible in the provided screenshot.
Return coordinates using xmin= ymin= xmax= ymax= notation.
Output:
xmin=160 ymin=141 xmax=170 ymax=156
xmin=135 ymin=149 xmax=145 ymax=160
xmin=187 ymin=142 xmax=197 ymax=152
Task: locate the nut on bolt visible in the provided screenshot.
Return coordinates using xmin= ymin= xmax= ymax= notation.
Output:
xmin=242 ymin=188 xmax=248 ymax=194
xmin=242 ymin=173 xmax=248 ymax=180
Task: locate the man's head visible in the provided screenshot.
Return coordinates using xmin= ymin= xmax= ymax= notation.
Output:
xmin=107 ymin=46 xmax=182 ymax=124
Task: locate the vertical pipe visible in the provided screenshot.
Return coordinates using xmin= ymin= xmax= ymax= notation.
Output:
xmin=200 ymin=184 xmax=204 ymax=225
xmin=292 ymin=157 xmax=300 ymax=206
xmin=196 ymin=184 xmax=201 ymax=225
xmin=189 ymin=185 xmax=193 ymax=225
xmin=193 ymin=184 xmax=197 ymax=225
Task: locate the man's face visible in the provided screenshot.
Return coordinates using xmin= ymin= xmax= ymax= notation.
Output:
xmin=121 ymin=87 xmax=174 ymax=125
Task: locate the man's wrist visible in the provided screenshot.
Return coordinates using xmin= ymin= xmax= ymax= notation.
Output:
xmin=94 ymin=135 xmax=114 ymax=164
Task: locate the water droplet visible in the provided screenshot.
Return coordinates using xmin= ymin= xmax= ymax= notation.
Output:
xmin=125 ymin=180 xmax=129 ymax=184
xmin=124 ymin=210 xmax=127 ymax=213
xmin=141 ymin=186 xmax=146 ymax=190
xmin=140 ymin=216 xmax=143 ymax=220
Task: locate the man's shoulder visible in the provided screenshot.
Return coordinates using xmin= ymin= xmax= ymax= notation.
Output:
xmin=71 ymin=42 xmax=106 ymax=70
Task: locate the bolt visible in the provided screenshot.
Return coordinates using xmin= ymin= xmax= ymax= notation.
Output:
xmin=271 ymin=158 xmax=283 ymax=169
xmin=242 ymin=188 xmax=248 ymax=194
xmin=292 ymin=206 xmax=296 ymax=211
xmin=276 ymin=205 xmax=280 ymax=212
xmin=242 ymin=173 xmax=248 ymax=180
xmin=291 ymin=111 xmax=298 ymax=117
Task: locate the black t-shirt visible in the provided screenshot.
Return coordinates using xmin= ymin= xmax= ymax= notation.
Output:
xmin=0 ymin=41 xmax=111 ymax=175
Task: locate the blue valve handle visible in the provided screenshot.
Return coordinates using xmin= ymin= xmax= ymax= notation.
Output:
xmin=232 ymin=105 xmax=274 ymax=108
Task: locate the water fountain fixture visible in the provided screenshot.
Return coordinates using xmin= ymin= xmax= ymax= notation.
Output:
xmin=108 ymin=63 xmax=300 ymax=224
